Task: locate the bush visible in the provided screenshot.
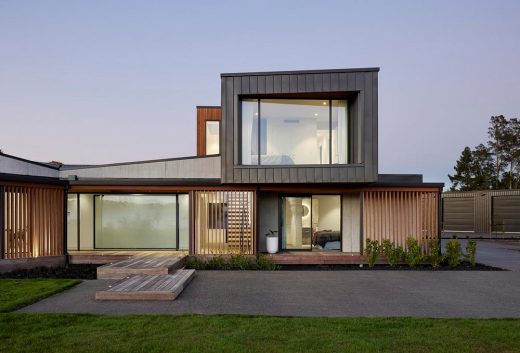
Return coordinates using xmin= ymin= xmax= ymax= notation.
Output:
xmin=405 ymin=237 xmax=423 ymax=267
xmin=427 ymin=239 xmax=443 ymax=268
xmin=206 ymin=255 xmax=229 ymax=270
xmin=229 ymin=254 xmax=253 ymax=270
xmin=465 ymin=240 xmax=477 ymax=267
xmin=185 ymin=257 xmax=207 ymax=270
xmin=365 ymin=239 xmax=381 ymax=268
xmin=382 ymin=239 xmax=404 ymax=266
xmin=445 ymin=239 xmax=462 ymax=267
xmin=255 ymin=254 xmax=280 ymax=271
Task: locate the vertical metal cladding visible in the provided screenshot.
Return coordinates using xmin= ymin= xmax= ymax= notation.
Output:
xmin=442 ymin=190 xmax=520 ymax=234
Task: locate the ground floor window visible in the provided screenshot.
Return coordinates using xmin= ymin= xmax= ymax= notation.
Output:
xmin=67 ymin=193 xmax=189 ymax=250
xmin=282 ymin=195 xmax=341 ymax=251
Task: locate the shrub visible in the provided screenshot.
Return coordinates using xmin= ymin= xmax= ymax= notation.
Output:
xmin=382 ymin=239 xmax=404 ymax=266
xmin=364 ymin=239 xmax=380 ymax=268
xmin=465 ymin=240 xmax=477 ymax=267
xmin=206 ymin=255 xmax=229 ymax=270
xmin=405 ymin=237 xmax=423 ymax=267
xmin=427 ymin=239 xmax=443 ymax=268
xmin=229 ymin=254 xmax=253 ymax=270
xmin=185 ymin=256 xmax=207 ymax=270
xmin=255 ymin=254 xmax=280 ymax=270
xmin=445 ymin=239 xmax=462 ymax=267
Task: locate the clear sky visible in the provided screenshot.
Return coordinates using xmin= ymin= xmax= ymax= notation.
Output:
xmin=1 ymin=0 xmax=519 ymax=187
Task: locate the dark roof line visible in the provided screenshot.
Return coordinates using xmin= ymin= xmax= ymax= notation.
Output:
xmin=0 ymin=152 xmax=61 ymax=170
xmin=196 ymin=105 xmax=221 ymax=109
xmin=221 ymin=67 xmax=380 ymax=77
xmin=60 ymin=154 xmax=220 ymax=171
xmin=0 ymin=172 xmax=66 ymax=185
xmin=68 ymin=178 xmax=222 ymax=186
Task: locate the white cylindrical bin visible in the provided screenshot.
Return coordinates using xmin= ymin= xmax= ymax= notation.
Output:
xmin=266 ymin=236 xmax=279 ymax=254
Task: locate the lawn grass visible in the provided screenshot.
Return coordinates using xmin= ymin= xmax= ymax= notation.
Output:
xmin=0 ymin=279 xmax=80 ymax=313
xmin=0 ymin=314 xmax=519 ymax=353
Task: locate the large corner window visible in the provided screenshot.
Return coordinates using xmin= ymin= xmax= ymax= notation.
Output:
xmin=241 ymin=99 xmax=348 ymax=165
xmin=205 ymin=121 xmax=220 ymax=155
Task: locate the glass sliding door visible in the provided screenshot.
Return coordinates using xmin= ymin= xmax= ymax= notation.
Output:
xmin=282 ymin=195 xmax=341 ymax=251
xmin=94 ymin=194 xmax=177 ymax=249
xmin=282 ymin=197 xmax=312 ymax=250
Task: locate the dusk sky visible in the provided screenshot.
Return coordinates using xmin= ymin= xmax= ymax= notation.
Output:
xmin=1 ymin=0 xmax=519 ymax=187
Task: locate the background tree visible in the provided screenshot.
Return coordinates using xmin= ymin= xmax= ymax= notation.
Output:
xmin=449 ymin=147 xmax=474 ymax=191
xmin=449 ymin=115 xmax=519 ymax=191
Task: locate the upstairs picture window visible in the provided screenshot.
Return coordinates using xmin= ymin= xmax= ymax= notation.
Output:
xmin=241 ymin=99 xmax=348 ymax=165
xmin=205 ymin=121 xmax=220 ymax=155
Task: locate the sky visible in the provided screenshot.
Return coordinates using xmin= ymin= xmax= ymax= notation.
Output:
xmin=0 ymin=0 xmax=519 ymax=187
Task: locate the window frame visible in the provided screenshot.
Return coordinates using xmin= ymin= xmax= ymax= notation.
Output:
xmin=239 ymin=98 xmax=349 ymax=166
xmin=205 ymin=120 xmax=220 ymax=155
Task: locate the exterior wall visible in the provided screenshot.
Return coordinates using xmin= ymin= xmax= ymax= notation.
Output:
xmin=0 ymin=154 xmax=58 ymax=178
xmin=363 ymin=190 xmax=440 ymax=252
xmin=220 ymin=68 xmax=379 ymax=184
xmin=196 ymin=106 xmax=221 ymax=156
xmin=1 ymin=182 xmax=65 ymax=260
xmin=257 ymin=192 xmax=279 ymax=253
xmin=442 ymin=189 xmax=520 ymax=234
xmin=342 ymin=193 xmax=361 ymax=253
xmin=60 ymin=156 xmax=221 ymax=180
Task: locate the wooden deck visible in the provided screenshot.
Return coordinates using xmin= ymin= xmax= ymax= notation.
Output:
xmin=69 ymin=250 xmax=187 ymax=265
xmin=95 ymin=270 xmax=195 ymax=301
xmin=96 ymin=252 xmax=187 ymax=280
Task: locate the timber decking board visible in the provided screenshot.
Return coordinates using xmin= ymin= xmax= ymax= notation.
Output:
xmin=95 ymin=270 xmax=195 ymax=301
xmin=97 ymin=252 xmax=187 ymax=279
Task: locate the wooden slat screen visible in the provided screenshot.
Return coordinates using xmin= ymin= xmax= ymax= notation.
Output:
xmin=363 ymin=191 xmax=439 ymax=252
xmin=194 ymin=190 xmax=254 ymax=255
xmin=2 ymin=184 xmax=64 ymax=259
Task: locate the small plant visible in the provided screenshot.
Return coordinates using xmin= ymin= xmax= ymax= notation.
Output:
xmin=445 ymin=239 xmax=462 ymax=267
xmin=185 ymin=256 xmax=207 ymax=270
xmin=465 ymin=240 xmax=477 ymax=267
xmin=405 ymin=237 xmax=423 ymax=267
xmin=229 ymin=254 xmax=253 ymax=270
xmin=206 ymin=255 xmax=229 ymax=270
xmin=427 ymin=239 xmax=443 ymax=268
xmin=364 ymin=239 xmax=380 ymax=268
xmin=255 ymin=253 xmax=280 ymax=270
xmin=382 ymin=239 xmax=404 ymax=266
xmin=265 ymin=229 xmax=278 ymax=237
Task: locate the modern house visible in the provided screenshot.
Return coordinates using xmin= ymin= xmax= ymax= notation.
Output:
xmin=0 ymin=67 xmax=443 ymax=268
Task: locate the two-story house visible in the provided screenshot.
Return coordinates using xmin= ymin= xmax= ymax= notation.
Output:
xmin=0 ymin=68 xmax=443 ymax=266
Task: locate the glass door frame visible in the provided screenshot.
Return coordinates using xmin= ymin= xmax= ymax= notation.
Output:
xmin=279 ymin=194 xmax=343 ymax=252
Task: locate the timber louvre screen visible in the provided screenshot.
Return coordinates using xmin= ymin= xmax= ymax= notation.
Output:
xmin=194 ymin=190 xmax=255 ymax=255
xmin=363 ymin=191 xmax=439 ymax=251
xmin=2 ymin=184 xmax=64 ymax=259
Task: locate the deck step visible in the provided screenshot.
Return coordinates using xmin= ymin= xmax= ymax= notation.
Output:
xmin=95 ymin=270 xmax=195 ymax=301
xmin=97 ymin=253 xmax=186 ymax=280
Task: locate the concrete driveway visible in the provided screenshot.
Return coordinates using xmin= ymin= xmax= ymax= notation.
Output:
xmin=19 ymin=240 xmax=520 ymax=318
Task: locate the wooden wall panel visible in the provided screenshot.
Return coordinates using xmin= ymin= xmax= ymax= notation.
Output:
xmin=196 ymin=106 xmax=221 ymax=156
xmin=2 ymin=184 xmax=64 ymax=259
xmin=362 ymin=191 xmax=439 ymax=253
xmin=194 ymin=190 xmax=255 ymax=255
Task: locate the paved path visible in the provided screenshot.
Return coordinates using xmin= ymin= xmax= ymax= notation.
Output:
xmin=442 ymin=239 xmax=520 ymax=271
xmin=20 ymin=270 xmax=520 ymax=317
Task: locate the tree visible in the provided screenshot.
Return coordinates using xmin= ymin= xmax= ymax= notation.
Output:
xmin=449 ymin=147 xmax=474 ymax=191
xmin=471 ymin=144 xmax=494 ymax=190
xmin=502 ymin=118 xmax=520 ymax=189
xmin=487 ymin=115 xmax=508 ymax=189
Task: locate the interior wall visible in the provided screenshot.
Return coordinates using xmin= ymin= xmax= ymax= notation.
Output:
xmin=342 ymin=193 xmax=361 ymax=253
xmin=79 ymin=194 xmax=94 ymax=250
xmin=257 ymin=192 xmax=279 ymax=252
xmin=313 ymin=195 xmax=341 ymax=231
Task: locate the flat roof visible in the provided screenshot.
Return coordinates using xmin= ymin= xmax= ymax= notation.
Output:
xmin=221 ymin=67 xmax=380 ymax=77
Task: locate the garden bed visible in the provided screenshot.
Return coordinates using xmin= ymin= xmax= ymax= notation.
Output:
xmin=0 ymin=264 xmax=99 ymax=280
xmin=279 ymin=262 xmax=504 ymax=271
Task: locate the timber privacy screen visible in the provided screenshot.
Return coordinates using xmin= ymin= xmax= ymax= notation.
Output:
xmin=194 ymin=190 xmax=255 ymax=255
xmin=1 ymin=184 xmax=64 ymax=259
